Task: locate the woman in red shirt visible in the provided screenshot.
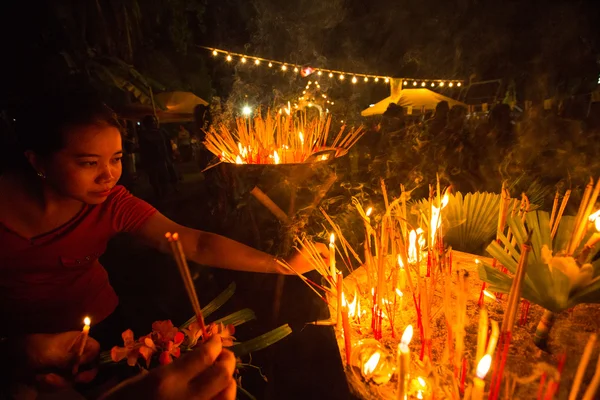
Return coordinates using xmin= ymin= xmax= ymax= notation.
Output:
xmin=0 ymin=94 xmax=324 ymax=340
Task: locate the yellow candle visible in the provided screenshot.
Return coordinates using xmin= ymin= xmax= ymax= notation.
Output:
xmin=570 ymin=333 xmax=597 ymax=400
xmin=336 ymin=272 xmax=343 ymax=329
xmin=472 ymin=354 xmax=492 ymax=400
xmin=476 ymin=305 xmax=488 ymax=365
xmin=581 ymin=340 xmax=600 ymax=400
xmin=486 ymin=320 xmax=500 ymax=357
xmin=329 ymin=233 xmax=336 ymax=282
xmin=397 ymin=255 xmax=406 ymax=292
xmin=397 ymin=325 xmax=413 ymax=400
xmin=73 ymin=316 xmax=91 ymax=375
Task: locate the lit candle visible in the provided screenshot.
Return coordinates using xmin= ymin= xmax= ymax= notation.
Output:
xmin=472 ymin=354 xmax=492 ymax=400
xmin=397 ymin=325 xmax=413 ymax=400
xmin=397 ymin=255 xmax=406 ymax=292
xmin=337 ymin=272 xmax=343 ymax=329
xmin=72 ymin=316 xmax=91 ymax=375
xmin=329 ymin=233 xmax=336 ymax=283
xmin=341 ymin=297 xmax=352 ymax=366
xmin=569 ymin=333 xmax=597 ymax=400
xmin=476 ymin=305 xmax=488 ymax=365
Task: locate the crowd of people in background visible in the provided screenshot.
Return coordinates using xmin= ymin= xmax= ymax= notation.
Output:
xmin=365 ymin=99 xmax=600 ymax=196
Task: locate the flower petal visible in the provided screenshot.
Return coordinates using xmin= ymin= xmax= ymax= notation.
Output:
xmin=110 ymin=346 xmax=128 ymax=362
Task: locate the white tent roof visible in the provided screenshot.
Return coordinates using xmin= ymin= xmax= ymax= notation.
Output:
xmin=361 ymin=88 xmax=465 ymax=117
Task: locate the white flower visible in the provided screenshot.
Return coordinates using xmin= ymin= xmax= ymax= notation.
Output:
xmin=541 ymin=245 xmax=594 ymax=293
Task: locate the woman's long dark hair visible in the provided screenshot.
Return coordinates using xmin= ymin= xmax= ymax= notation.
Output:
xmin=1 ymin=86 xmax=121 ymax=174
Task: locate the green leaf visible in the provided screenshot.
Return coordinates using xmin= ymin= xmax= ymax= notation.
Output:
xmin=213 ymin=309 xmax=257 ymax=327
xmin=180 ymin=282 xmax=236 ymax=329
xmin=486 ymin=241 xmax=518 ymax=273
xmin=231 ymin=325 xmax=293 ymax=357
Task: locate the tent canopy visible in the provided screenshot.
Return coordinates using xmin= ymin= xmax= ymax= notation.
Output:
xmin=117 ymin=91 xmax=208 ymax=123
xmin=361 ymin=88 xmax=465 ymax=117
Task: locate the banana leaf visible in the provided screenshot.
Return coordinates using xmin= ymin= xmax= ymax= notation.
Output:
xmin=231 ymin=324 xmax=293 ymax=357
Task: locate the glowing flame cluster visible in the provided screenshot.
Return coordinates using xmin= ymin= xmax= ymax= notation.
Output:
xmin=589 ymin=209 xmax=600 ymax=231
xmin=430 ymin=193 xmax=450 ymax=244
xmin=342 ymin=291 xmax=361 ymax=319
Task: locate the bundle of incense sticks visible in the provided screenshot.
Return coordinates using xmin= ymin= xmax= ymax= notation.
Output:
xmin=204 ymin=111 xmax=365 ymax=165
xmin=165 ymin=232 xmax=207 ymax=339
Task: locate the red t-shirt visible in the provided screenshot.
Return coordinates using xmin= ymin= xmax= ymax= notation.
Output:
xmin=0 ymin=186 xmax=157 ymax=335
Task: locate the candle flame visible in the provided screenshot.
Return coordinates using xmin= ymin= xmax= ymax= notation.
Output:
xmin=273 ymin=151 xmax=280 ymax=164
xmin=84 ymin=316 xmax=91 ymax=326
xmin=417 ymin=391 xmax=423 ymax=399
xmin=476 ymin=354 xmax=492 ymax=379
xmin=408 ymin=230 xmax=418 ymax=263
xmin=235 ymin=155 xmax=243 ymax=164
xmin=398 ymin=254 xmax=405 ymax=269
xmin=417 ymin=377 xmax=427 ymax=387
xmin=371 ymin=287 xmax=375 ymax=296
xmin=475 ymin=258 xmax=480 ymax=264
xmin=366 ymin=207 xmax=373 ymax=217
xmin=299 ymin=132 xmax=304 ymax=144
xmin=430 ymin=194 xmax=449 ymax=244
xmin=363 ymin=351 xmax=381 ymax=376
xmin=346 ymin=291 xmax=358 ymax=318
xmin=483 ymin=290 xmax=496 ymax=300
xmin=330 ymin=233 xmax=335 ymax=244
xmin=589 ymin=209 xmax=600 ymax=231
xmin=401 ymin=325 xmax=414 ymax=346
xmin=396 ymin=288 xmax=404 ymax=297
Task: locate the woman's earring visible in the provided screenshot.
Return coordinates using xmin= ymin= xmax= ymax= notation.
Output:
xmin=37 ymin=172 xmax=46 ymax=179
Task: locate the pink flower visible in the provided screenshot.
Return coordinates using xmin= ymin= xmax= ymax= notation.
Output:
xmin=110 ymin=330 xmax=141 ymax=366
xmin=157 ymin=332 xmax=185 ymax=365
xmin=182 ymin=322 xmax=236 ymax=348
xmin=151 ymin=320 xmax=179 ymax=346
xmin=211 ymin=323 xmax=236 ymax=347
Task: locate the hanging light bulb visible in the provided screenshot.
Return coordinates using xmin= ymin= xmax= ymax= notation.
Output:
xmin=457 ymin=82 xmax=462 ymax=87
xmin=364 ymin=77 xmax=369 ymax=82
xmin=352 ymin=76 xmax=357 ymax=83
xmin=294 ymin=66 xmax=299 ymax=73
xmin=449 ymin=82 xmax=454 ymax=87
xmin=281 ymin=65 xmax=287 ymax=71
xmin=439 ymin=81 xmax=445 ymax=87
xmin=329 ymin=72 xmax=334 ymax=78
xmin=212 ymin=50 xmax=218 ymax=56
xmin=431 ymin=82 xmax=435 ymax=87
xmin=318 ymin=71 xmax=323 ymax=76
xmin=403 ymin=81 xmax=408 ymax=86
xmin=413 ymin=81 xmax=417 ymax=86
xmin=339 ymin=74 xmax=345 ymax=80
xmin=241 ymin=57 xmax=247 ymax=63
xmin=268 ymin=62 xmax=273 ymax=67
xmin=226 ymin=55 xmax=232 ymax=62
xmin=421 ymin=82 xmax=426 ymax=87
xmin=374 ymin=77 xmax=379 ymax=82
xmin=384 ymin=77 xmax=389 ymax=83
xmin=254 ymin=59 xmax=260 ymax=65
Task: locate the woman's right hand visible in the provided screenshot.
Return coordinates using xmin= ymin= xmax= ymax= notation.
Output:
xmin=100 ymin=334 xmax=236 ymax=400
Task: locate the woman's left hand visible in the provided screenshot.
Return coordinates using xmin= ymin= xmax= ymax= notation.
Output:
xmin=285 ymin=242 xmax=329 ymax=274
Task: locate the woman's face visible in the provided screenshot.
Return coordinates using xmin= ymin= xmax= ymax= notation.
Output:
xmin=42 ymin=124 xmax=123 ymax=204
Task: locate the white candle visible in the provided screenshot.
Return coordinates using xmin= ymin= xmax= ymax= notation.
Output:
xmin=73 ymin=316 xmax=91 ymax=375
xmin=397 ymin=325 xmax=413 ymax=400
xmin=570 ymin=333 xmax=597 ymax=400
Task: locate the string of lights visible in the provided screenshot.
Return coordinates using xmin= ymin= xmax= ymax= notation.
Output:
xmin=201 ymin=46 xmax=463 ymax=88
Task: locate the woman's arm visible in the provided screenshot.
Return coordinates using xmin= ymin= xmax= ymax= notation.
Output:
xmin=134 ymin=212 xmax=325 ymax=274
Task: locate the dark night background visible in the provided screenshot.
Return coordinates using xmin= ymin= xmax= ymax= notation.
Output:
xmin=1 ymin=0 xmax=599 ymax=111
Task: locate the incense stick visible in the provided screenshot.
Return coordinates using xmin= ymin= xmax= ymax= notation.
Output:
xmin=166 ymin=232 xmax=207 ymax=338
